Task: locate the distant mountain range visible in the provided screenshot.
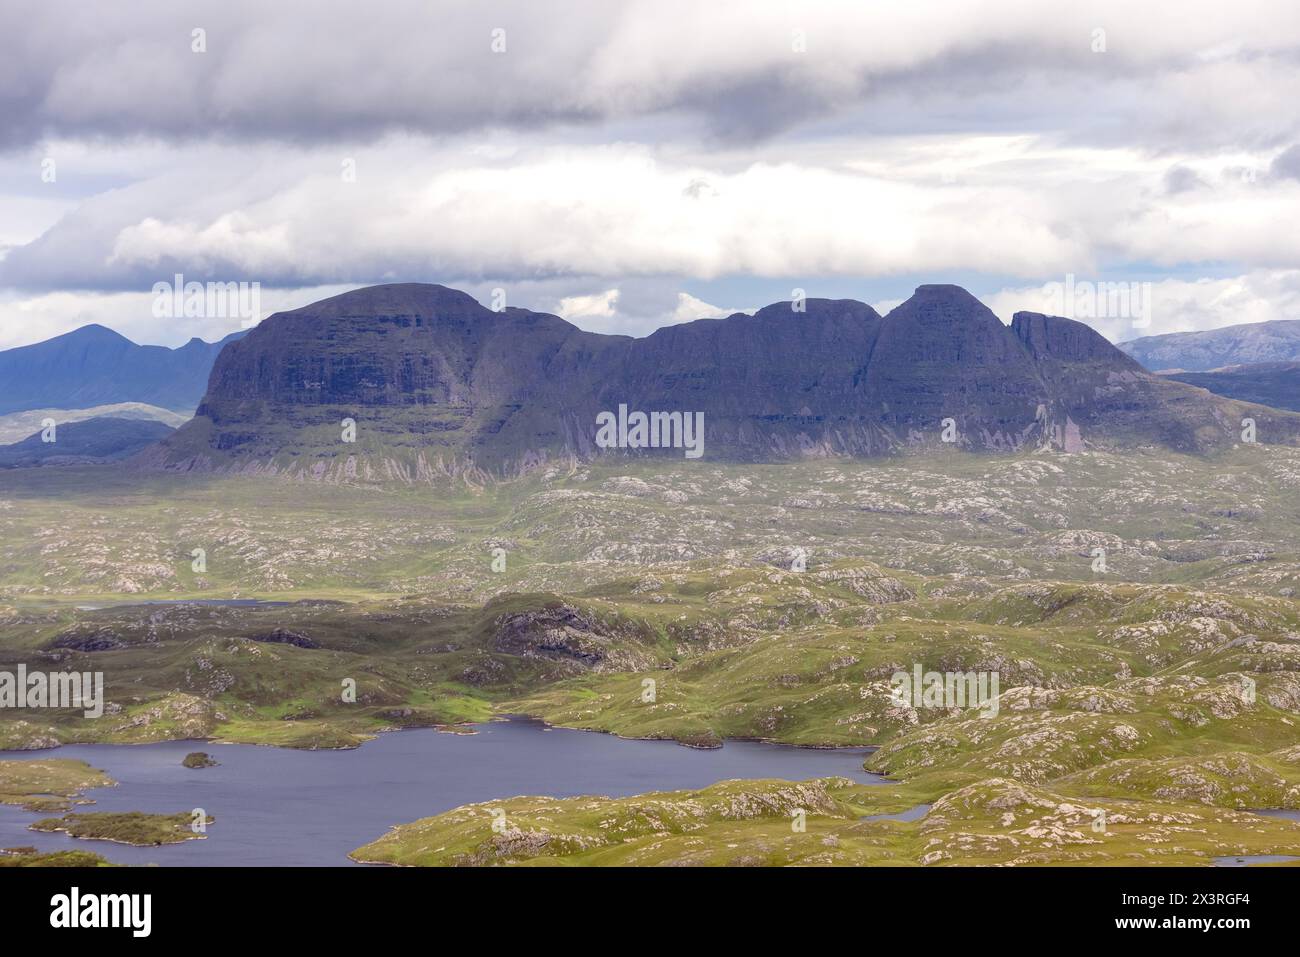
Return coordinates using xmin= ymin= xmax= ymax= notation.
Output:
xmin=141 ymin=283 xmax=1300 ymax=482
xmin=0 ymin=324 xmax=246 ymax=415
xmin=1165 ymin=362 xmax=1300 ymax=413
xmin=1119 ymin=319 xmax=1300 ymax=372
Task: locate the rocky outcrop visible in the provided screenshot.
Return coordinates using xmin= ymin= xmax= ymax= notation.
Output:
xmin=49 ymin=629 xmax=127 ymax=652
xmin=248 ymin=627 xmax=319 ymax=649
xmin=491 ymin=603 xmax=656 ymax=673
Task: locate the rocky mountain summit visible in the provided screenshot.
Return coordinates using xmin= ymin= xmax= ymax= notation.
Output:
xmin=146 ymin=282 xmax=1300 ymax=482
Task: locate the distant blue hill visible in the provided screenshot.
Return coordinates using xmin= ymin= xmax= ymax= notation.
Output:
xmin=1119 ymin=319 xmax=1300 ymax=372
xmin=0 ymin=325 xmax=247 ymax=415
xmin=0 ymin=416 xmax=177 ymax=468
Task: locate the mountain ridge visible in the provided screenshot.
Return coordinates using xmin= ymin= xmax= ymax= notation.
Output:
xmin=144 ymin=282 xmax=1300 ymax=483
xmin=0 ymin=325 xmax=247 ymax=415
xmin=1119 ymin=318 xmax=1300 ymax=372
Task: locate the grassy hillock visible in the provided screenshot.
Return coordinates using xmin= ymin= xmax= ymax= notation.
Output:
xmin=0 ymin=758 xmax=113 ymax=812
xmin=353 ymin=773 xmax=1300 ymax=867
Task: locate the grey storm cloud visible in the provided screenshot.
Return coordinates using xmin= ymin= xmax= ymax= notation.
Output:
xmin=4 ymin=0 xmax=1300 ymax=324
xmin=2 ymin=0 xmax=1299 ymax=150
xmin=1272 ymin=144 xmax=1300 ymax=180
xmin=1163 ymin=165 xmax=1205 ymax=194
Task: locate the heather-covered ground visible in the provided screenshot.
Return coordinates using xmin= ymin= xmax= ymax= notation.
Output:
xmin=3 ymin=447 xmax=1299 ymax=864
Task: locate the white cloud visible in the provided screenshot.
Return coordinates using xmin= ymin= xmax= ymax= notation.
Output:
xmin=547 ymin=284 xmax=746 ymax=338
xmin=671 ymin=292 xmax=741 ymax=324
xmin=556 ymin=288 xmax=620 ymax=321
xmin=2 ymin=1 xmax=1300 ymax=349
xmin=0 ymin=284 xmax=358 ymax=350
xmin=8 ymin=137 xmax=1300 ymax=297
xmin=0 ymin=141 xmax=1106 ymax=289
xmin=981 ymin=270 xmax=1300 ymax=343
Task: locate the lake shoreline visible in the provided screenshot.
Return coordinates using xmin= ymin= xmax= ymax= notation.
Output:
xmin=0 ymin=716 xmax=887 ymax=866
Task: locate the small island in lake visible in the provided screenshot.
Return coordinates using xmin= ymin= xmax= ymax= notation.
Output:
xmin=30 ymin=810 xmax=215 ymax=846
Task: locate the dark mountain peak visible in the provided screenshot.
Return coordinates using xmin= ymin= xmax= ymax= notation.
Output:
xmin=280 ymin=282 xmax=489 ymax=321
xmin=894 ymin=284 xmax=991 ymax=312
xmin=876 ymin=283 xmax=1026 ymax=369
xmin=251 ymin=282 xmax=591 ymax=347
xmin=861 ymin=285 xmax=1044 ymax=444
xmin=911 ymin=282 xmax=983 ymax=299
xmin=882 ymin=284 xmax=1008 ymax=340
xmin=750 ymin=298 xmax=882 ymax=323
xmin=1012 ymin=311 xmax=1140 ymax=368
xmin=195 ymin=280 xmax=611 ymax=438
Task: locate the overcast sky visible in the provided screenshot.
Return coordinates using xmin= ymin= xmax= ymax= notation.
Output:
xmin=2 ymin=0 xmax=1300 ymax=349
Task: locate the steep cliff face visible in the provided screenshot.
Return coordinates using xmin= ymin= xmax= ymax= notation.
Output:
xmin=182 ymin=284 xmax=628 ymax=477
xmin=1013 ymin=310 xmax=1142 ymax=368
xmin=1012 ymin=310 xmax=1145 ymax=451
xmin=1011 ymin=311 xmax=1295 ymax=453
xmin=607 ymin=298 xmax=890 ymax=458
xmin=863 ymin=285 xmax=1047 ymax=450
xmin=147 ymin=282 xmax=1300 ymax=483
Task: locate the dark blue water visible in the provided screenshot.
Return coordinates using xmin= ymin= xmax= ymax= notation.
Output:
xmin=1250 ymin=809 xmax=1300 ymax=822
xmin=0 ymin=717 xmax=881 ymax=866
xmin=1212 ymin=855 xmax=1300 ymax=867
xmin=861 ymin=803 xmax=930 ymax=823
